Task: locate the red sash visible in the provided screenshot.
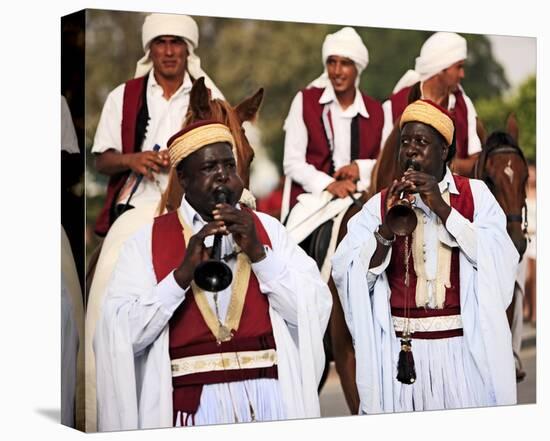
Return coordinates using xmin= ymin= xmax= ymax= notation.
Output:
xmin=94 ymin=76 xmax=147 ymax=236
xmin=151 ymin=207 xmax=277 ymax=423
xmin=380 ymin=175 xmax=474 ymax=338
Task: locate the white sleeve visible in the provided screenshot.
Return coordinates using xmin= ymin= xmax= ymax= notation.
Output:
xmin=355 ymin=158 xmax=377 ymax=192
xmin=463 ymin=93 xmax=482 ymax=155
xmin=381 ymin=99 xmax=394 ymax=149
xmin=101 ymin=225 xmax=187 ymax=356
xmin=91 ymin=84 xmax=125 ymax=154
xmin=443 ymin=179 xmax=512 ymax=267
xmin=283 ymin=92 xmax=335 ymax=194
xmin=61 ymin=95 xmax=79 ymax=153
xmin=251 ymin=213 xmax=332 ymax=327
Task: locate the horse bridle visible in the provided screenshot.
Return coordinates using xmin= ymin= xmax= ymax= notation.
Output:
xmin=474 ymin=145 xmax=529 ymax=238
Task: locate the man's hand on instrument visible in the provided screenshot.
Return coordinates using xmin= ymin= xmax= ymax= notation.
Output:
xmin=125 ymin=150 xmax=170 ymax=180
xmin=325 ymin=179 xmax=357 ymax=198
xmin=333 ymin=162 xmax=360 ymax=181
xmin=402 ymin=169 xmax=451 ymax=221
xmin=212 ymin=203 xmax=266 ymax=263
xmin=384 ymin=178 xmax=415 ymax=215
xmin=173 ymin=221 xmax=228 ymax=289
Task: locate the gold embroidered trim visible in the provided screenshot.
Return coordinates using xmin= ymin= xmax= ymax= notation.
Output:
xmin=171 ymin=349 xmax=278 ymax=377
xmin=392 ymin=314 xmax=463 ymax=333
xmin=176 ymin=211 xmax=251 ymax=342
xmin=411 ymin=190 xmax=452 ymax=309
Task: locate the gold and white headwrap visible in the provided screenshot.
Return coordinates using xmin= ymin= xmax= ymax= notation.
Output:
xmin=165 ymin=121 xmax=256 ymax=209
xmin=400 ymin=99 xmax=454 ymax=145
xmin=167 ymin=122 xmax=235 ymax=168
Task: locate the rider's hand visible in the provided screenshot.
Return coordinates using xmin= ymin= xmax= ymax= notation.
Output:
xmin=325 ymin=179 xmax=357 ymax=198
xmin=333 ymin=162 xmax=360 ymax=182
xmin=125 ymin=151 xmax=170 ymax=180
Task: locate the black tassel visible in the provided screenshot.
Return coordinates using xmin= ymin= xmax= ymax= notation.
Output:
xmin=396 ymin=337 xmax=416 ymax=384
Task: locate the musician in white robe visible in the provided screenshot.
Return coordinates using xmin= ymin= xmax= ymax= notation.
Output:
xmin=94 ymin=120 xmax=331 ymax=431
xmin=332 ymin=99 xmax=518 ymax=413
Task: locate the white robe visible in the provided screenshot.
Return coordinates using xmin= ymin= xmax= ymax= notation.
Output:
xmin=332 ymin=173 xmax=518 ymax=414
xmin=93 ymin=203 xmax=332 ymax=431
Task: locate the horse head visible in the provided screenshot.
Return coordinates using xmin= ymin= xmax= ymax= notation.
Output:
xmin=475 ymin=114 xmax=529 ymax=258
xmin=159 ymin=77 xmax=264 ymax=213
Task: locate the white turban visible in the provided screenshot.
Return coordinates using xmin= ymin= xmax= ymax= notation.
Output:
xmin=392 ymin=32 xmax=467 ymax=93
xmin=134 ymin=13 xmax=223 ymax=99
xmin=309 ymin=27 xmax=369 ymax=89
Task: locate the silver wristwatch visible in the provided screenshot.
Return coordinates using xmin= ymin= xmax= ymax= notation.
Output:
xmin=374 ymin=227 xmax=396 ymax=247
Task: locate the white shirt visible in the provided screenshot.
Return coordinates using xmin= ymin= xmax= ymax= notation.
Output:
xmin=283 ymin=83 xmax=378 ymax=195
xmin=381 ymin=85 xmax=482 ymax=155
xmin=92 ymin=71 xmax=213 ymax=206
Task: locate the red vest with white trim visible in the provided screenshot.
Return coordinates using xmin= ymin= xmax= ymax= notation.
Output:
xmin=380 ymin=175 xmax=474 ymax=338
xmin=289 ymin=87 xmax=384 ymax=209
xmin=151 ymin=208 xmax=277 ymax=422
xmin=390 ymin=85 xmax=470 ymax=159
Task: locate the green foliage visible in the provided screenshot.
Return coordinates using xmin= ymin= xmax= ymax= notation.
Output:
xmin=475 ymin=76 xmax=536 ymax=162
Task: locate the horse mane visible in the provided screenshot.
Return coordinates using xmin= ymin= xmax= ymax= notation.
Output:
xmin=485 ymin=131 xmax=519 ymax=151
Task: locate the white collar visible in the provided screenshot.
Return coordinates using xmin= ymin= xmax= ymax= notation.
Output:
xmin=419 ymin=82 xmax=458 ymax=111
xmin=148 ymin=69 xmax=193 ymax=97
xmin=179 ymin=195 xmax=207 ymax=230
xmin=439 ymin=166 xmax=459 ymax=195
xmin=179 ymin=195 xmax=242 ymax=231
xmin=318 ymin=82 xmax=369 ymax=118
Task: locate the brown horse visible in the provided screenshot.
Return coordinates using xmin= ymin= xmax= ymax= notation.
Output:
xmin=84 ymin=78 xmax=264 ymax=431
xmin=325 ymin=114 xmax=528 ymax=413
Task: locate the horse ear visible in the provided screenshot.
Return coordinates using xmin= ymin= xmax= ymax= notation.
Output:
xmin=506 ymin=112 xmax=519 ymax=143
xmin=476 ymin=118 xmax=487 ymax=145
xmin=235 ymin=88 xmax=264 ymax=123
xmin=189 ymin=77 xmax=212 ymax=120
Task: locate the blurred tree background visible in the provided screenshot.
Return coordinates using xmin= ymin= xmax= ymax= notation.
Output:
xmin=83 ymin=9 xmax=536 ymax=253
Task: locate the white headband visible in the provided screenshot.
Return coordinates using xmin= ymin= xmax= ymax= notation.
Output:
xmin=134 ymin=13 xmax=224 ymax=99
xmin=393 ymin=32 xmax=467 ymax=93
xmin=309 ymin=27 xmax=369 ymax=89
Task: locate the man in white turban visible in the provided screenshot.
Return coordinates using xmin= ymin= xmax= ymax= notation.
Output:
xmin=380 ymin=32 xmax=482 ymax=174
xmin=281 ymin=26 xmax=384 ymax=270
xmin=91 ymin=12 xmax=224 ymax=237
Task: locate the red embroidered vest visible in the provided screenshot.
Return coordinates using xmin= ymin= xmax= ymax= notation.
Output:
xmin=380 ymin=175 xmax=474 ymax=338
xmin=151 ymin=208 xmax=277 ymax=423
xmin=289 ymin=87 xmax=384 ymax=209
xmin=94 ymin=76 xmax=147 ymax=236
xmin=390 ymin=85 xmax=470 ymax=159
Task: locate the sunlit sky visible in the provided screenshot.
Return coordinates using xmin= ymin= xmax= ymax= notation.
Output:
xmin=487 ymin=35 xmax=536 ymax=90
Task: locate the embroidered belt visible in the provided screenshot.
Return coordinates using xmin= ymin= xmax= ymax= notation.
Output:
xmin=171 ymin=348 xmax=278 ymax=378
xmin=392 ymin=314 xmax=463 ymax=339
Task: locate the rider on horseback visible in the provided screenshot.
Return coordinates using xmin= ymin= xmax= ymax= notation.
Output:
xmin=381 ymin=32 xmax=483 ymax=175
xmin=91 ymin=13 xmax=224 ymax=236
xmin=281 ymin=26 xmax=383 ymax=279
